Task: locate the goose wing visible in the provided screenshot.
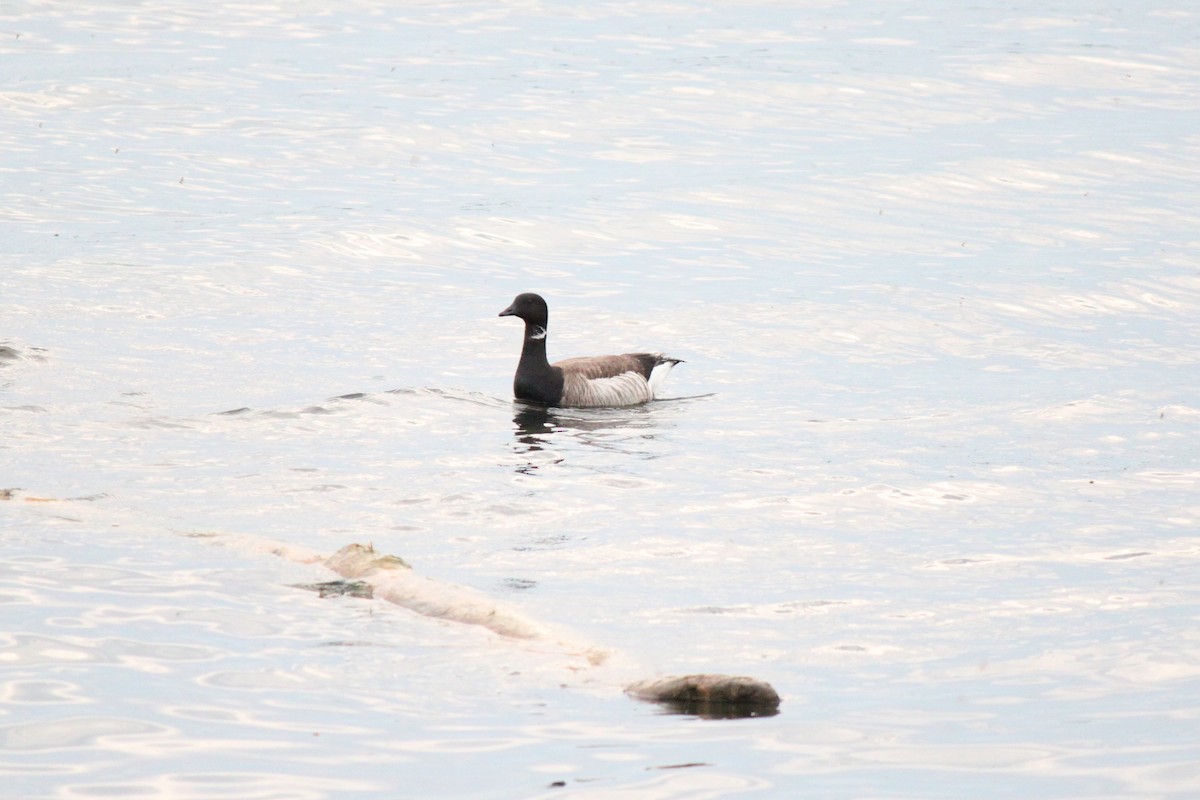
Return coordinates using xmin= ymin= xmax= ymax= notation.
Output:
xmin=553 ymin=353 xmax=661 ymax=381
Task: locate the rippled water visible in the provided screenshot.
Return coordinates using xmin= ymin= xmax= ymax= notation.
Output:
xmin=4 ymin=1 xmax=1200 ymax=797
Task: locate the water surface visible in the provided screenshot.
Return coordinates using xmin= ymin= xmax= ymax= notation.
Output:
xmin=3 ymin=1 xmax=1199 ymax=797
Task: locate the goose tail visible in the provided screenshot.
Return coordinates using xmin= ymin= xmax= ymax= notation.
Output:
xmin=647 ymin=355 xmax=682 ymax=397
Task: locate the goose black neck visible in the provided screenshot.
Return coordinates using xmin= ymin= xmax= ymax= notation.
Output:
xmin=518 ymin=322 xmax=550 ymax=369
xmin=512 ymin=321 xmax=563 ymax=405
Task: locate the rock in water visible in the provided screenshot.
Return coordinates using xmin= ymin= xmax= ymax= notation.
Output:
xmin=624 ymin=674 xmax=781 ymax=718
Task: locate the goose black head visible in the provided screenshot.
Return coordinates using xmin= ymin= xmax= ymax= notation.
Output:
xmin=498 ymin=293 xmax=549 ymax=328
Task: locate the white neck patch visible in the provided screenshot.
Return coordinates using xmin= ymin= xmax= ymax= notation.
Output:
xmin=529 ymin=325 xmax=547 ymax=340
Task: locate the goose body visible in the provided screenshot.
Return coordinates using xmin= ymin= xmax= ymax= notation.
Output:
xmin=499 ymin=292 xmax=682 ymax=408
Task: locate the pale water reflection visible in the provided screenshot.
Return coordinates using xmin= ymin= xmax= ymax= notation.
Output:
xmin=4 ymin=0 xmax=1200 ymax=797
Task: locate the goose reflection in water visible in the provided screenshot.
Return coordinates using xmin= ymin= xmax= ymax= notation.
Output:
xmin=512 ymin=403 xmax=556 ymax=454
xmin=509 ymin=401 xmax=675 ymax=475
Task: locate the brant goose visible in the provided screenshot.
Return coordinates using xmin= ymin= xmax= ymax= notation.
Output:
xmin=499 ymin=292 xmax=682 ymax=407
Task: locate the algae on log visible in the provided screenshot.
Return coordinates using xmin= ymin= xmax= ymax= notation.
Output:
xmin=625 ymin=674 xmax=781 ymax=719
xmin=291 ymin=579 xmax=374 ymax=599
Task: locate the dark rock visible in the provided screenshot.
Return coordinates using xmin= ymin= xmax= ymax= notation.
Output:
xmin=625 ymin=674 xmax=781 ymax=719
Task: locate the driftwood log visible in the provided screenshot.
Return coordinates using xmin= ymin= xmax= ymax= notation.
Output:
xmin=303 ymin=542 xmax=780 ymax=717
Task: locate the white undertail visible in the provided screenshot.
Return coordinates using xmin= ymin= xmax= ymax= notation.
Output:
xmin=646 ymin=359 xmax=678 ymax=398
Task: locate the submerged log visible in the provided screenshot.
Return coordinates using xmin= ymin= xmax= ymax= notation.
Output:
xmin=324 ymin=543 xmax=559 ymax=642
xmin=322 ymin=543 xmax=611 ymax=667
xmin=162 ymin=529 xmax=786 ymax=715
xmin=625 ymin=674 xmax=781 ymax=718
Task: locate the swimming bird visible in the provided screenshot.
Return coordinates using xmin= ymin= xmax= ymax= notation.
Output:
xmin=498 ymin=292 xmax=682 ymax=407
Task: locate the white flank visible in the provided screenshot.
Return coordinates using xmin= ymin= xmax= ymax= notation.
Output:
xmin=562 ymin=370 xmax=652 ymax=407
